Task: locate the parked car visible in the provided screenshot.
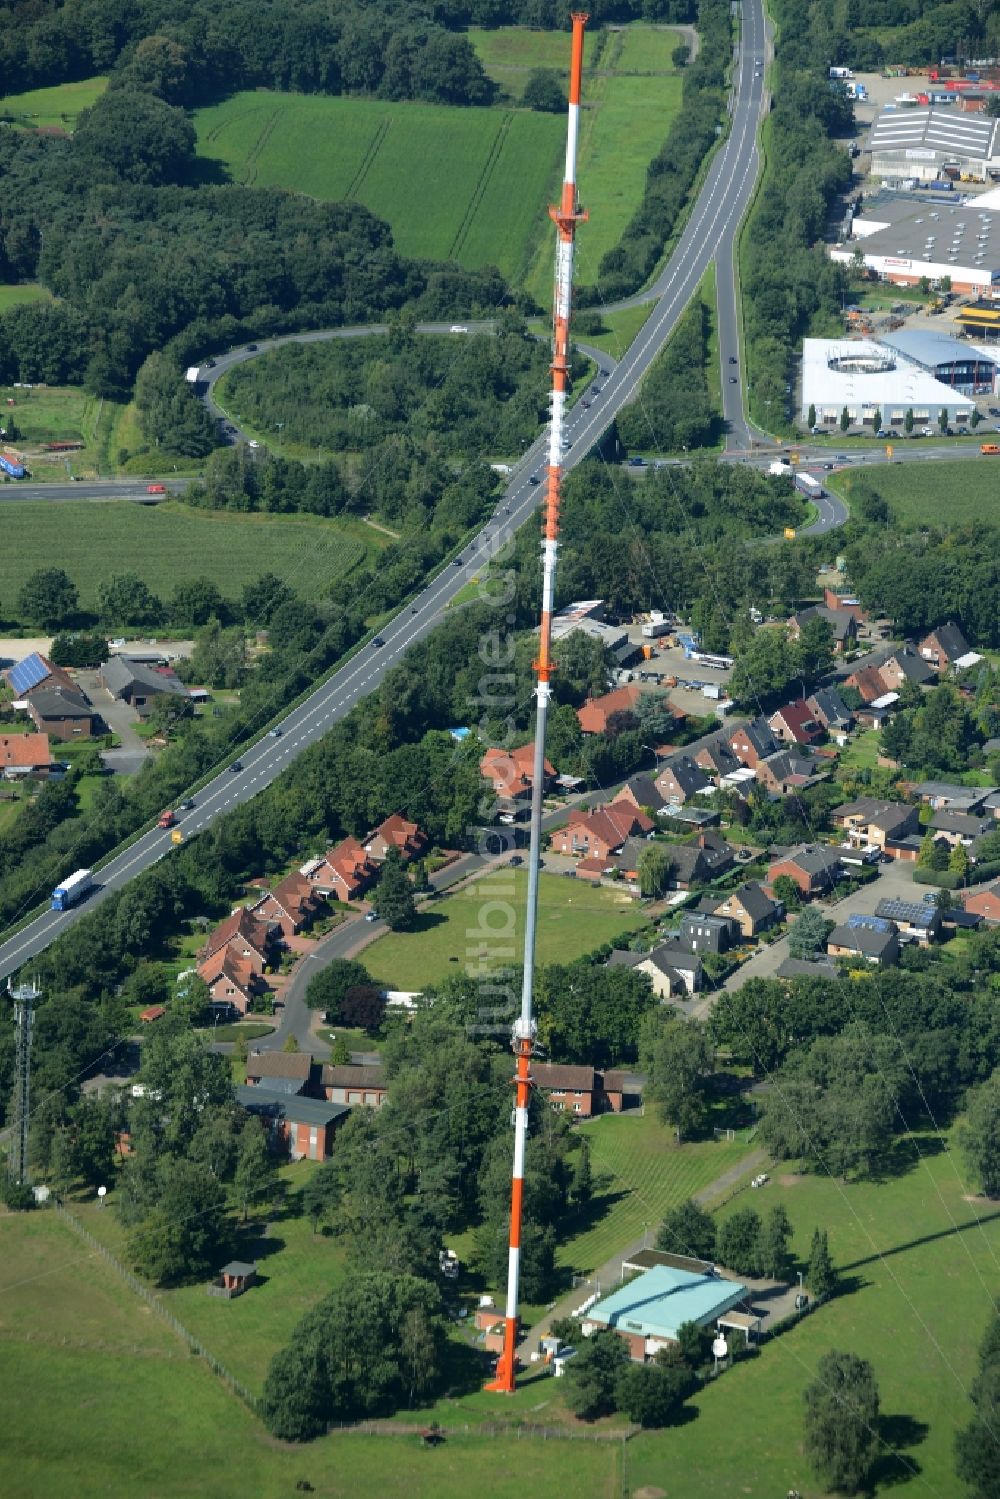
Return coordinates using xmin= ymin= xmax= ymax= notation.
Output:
xmin=365 ymin=910 xmax=378 ymax=922
xmin=510 ymin=855 xmax=524 ymax=867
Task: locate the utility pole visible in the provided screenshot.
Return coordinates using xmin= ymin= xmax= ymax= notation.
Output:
xmin=485 ymin=12 xmax=588 ymax=1397
xmin=8 ymin=978 xmax=40 ymax=1186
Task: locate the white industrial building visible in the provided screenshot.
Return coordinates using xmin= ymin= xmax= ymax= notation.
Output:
xmin=831 ymin=193 xmax=1000 ymax=293
xmin=867 ymin=107 xmax=1000 ymax=183
xmin=801 ymin=338 xmax=977 ymax=428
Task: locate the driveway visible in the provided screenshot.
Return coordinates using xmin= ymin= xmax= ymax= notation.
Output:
xmin=75 ymin=669 xmax=151 ymax=774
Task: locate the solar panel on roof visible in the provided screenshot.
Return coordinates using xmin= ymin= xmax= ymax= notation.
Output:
xmin=9 ymin=653 xmax=50 ymax=696
xmin=847 ymin=913 xmax=892 ymax=932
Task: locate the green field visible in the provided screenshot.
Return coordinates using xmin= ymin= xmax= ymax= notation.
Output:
xmin=627 ymin=1131 xmax=1000 ymax=1498
xmin=563 ymin=1111 xmax=752 ymax=1274
xmin=364 ymin=868 xmax=648 ymax=989
xmin=0 ymin=284 xmax=53 ymax=313
xmin=0 ymin=75 xmax=107 ymax=129
xmin=0 ymin=500 xmax=383 ymax=610
xmin=834 ymin=458 xmax=1000 ymax=526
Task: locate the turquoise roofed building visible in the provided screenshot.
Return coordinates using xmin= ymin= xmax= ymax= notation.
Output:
xmin=582 ymin=1263 xmax=750 ymax=1362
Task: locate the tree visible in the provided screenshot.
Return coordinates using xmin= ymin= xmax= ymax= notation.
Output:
xmin=373 ymin=849 xmax=417 ymax=930
xmin=788 ymin=907 xmax=833 ymax=959
xmin=949 ymin=841 xmax=970 ymax=883
xmin=955 ymin=1311 xmax=1000 ymax=1497
xmin=126 ymin=1159 xmax=228 ymax=1285
xmin=637 ymin=842 xmax=675 ymax=897
xmin=940 ymin=406 xmax=949 ymax=433
xmin=872 ymin=407 xmax=882 ymax=433
xmin=305 ymin=958 xmax=373 ymax=1015
xmin=301 ymin=1160 xmax=342 ymax=1234
xmin=840 ymin=406 xmax=850 ymax=433
xmin=715 ymin=1207 xmax=761 ymax=1276
xmin=522 ymin=68 xmax=565 ymax=112
xmin=16 ymin=567 xmax=78 ymax=628
xmin=756 ymin=1203 xmax=793 ymax=1280
xmin=74 ymin=89 xmax=197 ymax=185
xmin=656 ymin=1198 xmax=717 ymax=1260
xmin=972 ymin=408 xmax=982 ymax=429
xmin=328 ymin=1035 xmax=352 ymax=1066
xmin=961 ymin=1068 xmax=1000 ymax=1197
xmin=563 ymin=1329 xmax=631 ymax=1419
xmin=95 ymin=571 xmax=163 ymax=626
xmin=233 ymin=1117 xmax=275 ymax=1221
xmin=339 ymin=984 xmax=387 ymax=1032
xmin=807 ymin=1227 xmax=837 ymax=1299
xmin=916 ymin=831 xmax=938 ymax=870
xmin=641 ymin=1013 xmax=714 ymax=1140
xmin=169 ymin=577 xmax=228 ymax=628
xmin=615 ymin=1361 xmax=693 ymax=1426
xmin=570 ymin=1137 xmax=592 ymax=1209
xmin=50 ymin=631 xmax=108 ymax=667
xmin=804 ymin=1349 xmax=880 ymax=1495
xmin=672 ymin=43 xmax=691 ymax=66
xmin=904 ymin=407 xmax=915 ymax=434
xmin=771 ymin=873 xmax=801 ymax=910
xmin=808 ymin=404 xmax=816 ymax=429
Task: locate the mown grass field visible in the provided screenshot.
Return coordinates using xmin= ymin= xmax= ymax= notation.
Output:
xmin=562 ymin=1111 xmax=752 ymax=1274
xmin=628 ymin=1131 xmax=1000 ymax=1498
xmin=0 ymin=500 xmax=383 ymax=610
xmin=364 ymin=868 xmax=648 ymax=989
xmin=834 ymin=458 xmax=1000 ymax=526
xmin=0 ymin=283 xmax=53 ymax=312
xmin=0 ymin=74 xmax=107 ymax=129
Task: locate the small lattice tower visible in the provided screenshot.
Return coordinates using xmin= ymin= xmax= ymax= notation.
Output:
xmin=8 ymin=978 xmax=40 ymax=1185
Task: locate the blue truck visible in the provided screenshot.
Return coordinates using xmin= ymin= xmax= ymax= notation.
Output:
xmin=51 ymin=868 xmax=94 ymax=911
xmin=0 ymin=453 xmax=25 ymax=478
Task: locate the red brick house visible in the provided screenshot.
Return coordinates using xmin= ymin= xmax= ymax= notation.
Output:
xmin=200 ymin=907 xmax=274 ymax=975
xmin=844 ymin=664 xmax=890 ymax=704
xmin=480 ymin=743 xmax=556 ymax=811
xmin=727 ymin=717 xmax=779 ymax=769
xmin=197 ymin=950 xmax=263 ymax=1015
xmin=0 ymin=732 xmax=52 ymax=779
xmin=249 ymin=872 xmax=323 ymax=938
xmin=655 ymin=755 xmax=711 ymax=806
xmin=532 ymin=1063 xmax=598 ymax=1116
xmin=320 ymin=1064 xmax=388 ymax=1108
xmin=768 ymin=700 xmax=823 ymax=746
xmin=767 ymin=844 xmax=842 ymax=897
xmin=576 ymin=685 xmax=641 ymax=735
xmin=707 ymin=882 xmax=781 ymax=938
xmin=965 ymin=883 xmax=1000 ymax=924
xmin=364 ymin=813 xmax=429 ymax=863
xmin=236 ymin=1084 xmax=348 ymax=1161
xmin=303 ymin=837 xmax=379 ymax=902
xmin=26 ymin=685 xmax=99 ymax=740
xmin=919 ymin=621 xmax=971 ymax=672
xmin=549 ymin=801 xmax=654 ymax=860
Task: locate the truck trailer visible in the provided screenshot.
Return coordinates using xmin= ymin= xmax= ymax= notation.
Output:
xmin=51 ymin=867 xmax=94 ymax=911
xmin=795 ymin=472 xmax=825 ymax=499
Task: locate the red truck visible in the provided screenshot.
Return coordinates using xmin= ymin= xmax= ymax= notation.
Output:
xmin=157 ymin=810 xmax=176 ymax=828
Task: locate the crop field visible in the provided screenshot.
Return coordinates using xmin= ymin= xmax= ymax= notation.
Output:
xmin=195 ymin=92 xmax=562 ymax=279
xmin=562 ymin=1111 xmax=753 ymax=1274
xmin=628 ymin=1130 xmax=1000 ymax=1498
xmin=0 ymin=75 xmax=107 ymax=129
xmin=835 ymin=458 xmax=1000 ymax=526
xmin=0 ymin=501 xmax=382 ymax=611
xmin=364 ymin=868 xmax=648 ymax=990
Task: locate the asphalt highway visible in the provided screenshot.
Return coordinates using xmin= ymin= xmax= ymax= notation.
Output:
xmin=0 ymin=0 xmax=843 ymax=979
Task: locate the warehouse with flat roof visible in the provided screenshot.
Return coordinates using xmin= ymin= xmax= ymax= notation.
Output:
xmin=800 ymin=338 xmax=976 ymax=427
xmin=831 ymin=197 xmax=1000 ymax=293
xmin=878 ymin=328 xmax=999 ymax=392
xmin=868 ymin=107 xmax=1000 ymax=183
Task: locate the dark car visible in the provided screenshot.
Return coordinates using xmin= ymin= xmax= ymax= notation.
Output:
xmin=592 ymin=386 xmax=602 ymax=394
xmin=373 ymin=636 xmax=385 ymax=647
xmin=411 ymin=605 xmax=419 ymax=613
xmin=268 ymin=727 xmax=282 ymax=738
xmin=729 ymin=355 xmax=738 ymax=365
xmin=529 ymin=475 xmax=540 ymax=485
xmin=582 ymin=399 xmax=591 ymax=408
xmin=245 ymin=343 xmax=258 ymax=352
xmin=206 ymin=358 xmax=216 ymax=368
xmin=510 ymin=855 xmax=524 ymax=867
xmin=452 ymin=557 xmax=463 ymax=566
xmin=728 ymin=376 xmax=738 ymax=384
xmin=179 ymin=798 xmax=195 ymax=810
xmin=230 ymin=760 xmax=243 ymax=772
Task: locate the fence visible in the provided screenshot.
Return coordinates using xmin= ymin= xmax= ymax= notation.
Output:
xmin=53 ymin=1202 xmax=258 ymax=1413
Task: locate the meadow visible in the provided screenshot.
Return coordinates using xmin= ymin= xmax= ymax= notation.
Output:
xmin=0 ymin=284 xmax=53 ymax=313
xmin=0 ymin=501 xmax=383 ymax=611
xmin=363 ymin=868 xmax=649 ymax=989
xmin=0 ymin=75 xmax=107 ymax=129
xmin=834 ymin=457 xmax=1000 ymax=525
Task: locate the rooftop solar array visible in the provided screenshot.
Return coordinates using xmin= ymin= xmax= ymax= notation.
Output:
xmin=8 ymin=652 xmax=50 ymax=697
xmin=874 ymin=898 xmax=936 ymax=924
xmin=847 ymin=912 xmax=893 ymax=932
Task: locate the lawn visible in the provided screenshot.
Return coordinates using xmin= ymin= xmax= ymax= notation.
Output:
xmin=835 ymin=458 xmax=1000 ymax=526
xmin=0 ymin=75 xmax=107 ymax=129
xmin=628 ymin=1131 xmax=1000 ymax=1498
xmin=363 ymin=868 xmax=649 ymax=989
xmin=1 ymin=382 xmax=106 ymax=480
xmin=0 ymin=1206 xmax=619 ymax=1496
xmin=194 ymin=92 xmax=563 ymax=283
xmin=837 ymin=727 xmax=882 ymax=774
xmin=0 ymin=283 xmax=53 ymax=313
xmin=561 ymin=1111 xmax=754 ymax=1275
xmin=0 ymin=500 xmax=382 ymax=610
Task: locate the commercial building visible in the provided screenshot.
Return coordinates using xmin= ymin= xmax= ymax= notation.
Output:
xmin=582 ymin=1263 xmax=750 ymax=1361
xmin=832 ymin=189 xmax=1000 ymax=293
xmin=879 ymin=329 xmax=999 ymax=393
xmin=867 ymin=107 xmax=1000 ymax=184
xmin=800 ymin=339 xmax=976 ymax=428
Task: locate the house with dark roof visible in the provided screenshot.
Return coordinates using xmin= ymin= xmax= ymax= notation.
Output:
xmin=607 ymin=944 xmax=702 ymax=998
xmin=618 ymin=773 xmax=667 ymax=817
xmin=831 ymin=797 xmax=919 ymax=850
xmin=919 ymin=621 xmax=971 ymax=672
xmin=245 ymin=1050 xmax=314 ymax=1094
xmin=532 ymin=1063 xmax=599 ymax=1116
xmin=916 ymin=782 xmax=995 ymax=813
xmin=874 ymin=898 xmax=942 ymax=944
xmin=694 ymin=739 xmax=742 ymax=782
xmin=0 ymin=732 xmax=52 ymax=779
xmin=654 ymin=755 xmax=712 ymax=806
xmin=320 ymin=1064 xmax=388 ymax=1108
xmin=929 ymin=809 xmax=993 ymax=848
xmin=827 ymin=922 xmax=900 ymax=966
xmin=99 ymin=656 xmax=189 ymax=717
xmin=807 ymin=686 xmax=854 ymax=737
xmin=668 ymin=831 xmax=735 ymax=889
xmin=787 ymin=605 xmax=858 ymax=653
xmin=707 ymin=882 xmax=781 ymax=938
xmin=768 ymin=700 xmax=824 ymax=746
xmin=25 ymin=684 xmax=99 ymax=740
xmin=877 ymin=648 xmax=937 ymax=692
xmin=756 ymin=749 xmax=826 ymax=795
xmin=3 ymin=652 xmax=75 ymax=697
xmin=678 ymin=911 xmax=738 ymax=954
xmin=776 ymin=955 xmax=837 ymax=981
xmin=767 ymin=844 xmax=842 ymax=897
xmin=727 ymin=717 xmax=779 ymax=769
xmin=844 ymin=664 xmax=892 ymax=705
xmin=236 ymin=1084 xmax=348 ymax=1161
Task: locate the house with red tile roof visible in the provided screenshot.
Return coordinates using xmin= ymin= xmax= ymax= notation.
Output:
xmin=199 ymin=907 xmax=274 ymax=974
xmin=364 ymin=813 xmax=429 ymax=863
xmin=197 ymin=949 xmax=264 ymax=1016
xmin=249 ymin=871 xmax=324 ymax=939
xmin=480 ymin=743 xmax=556 ymax=811
xmin=843 ymin=664 xmax=891 ymax=704
xmin=576 ymin=685 xmax=641 ymax=735
xmin=303 ymin=837 xmax=379 ymax=902
xmin=965 ymin=883 xmax=1000 ymax=925
xmin=0 ymin=732 xmax=52 ymax=778
xmin=550 ymin=800 xmax=654 ymax=861
xmin=768 ymin=700 xmax=823 ymax=746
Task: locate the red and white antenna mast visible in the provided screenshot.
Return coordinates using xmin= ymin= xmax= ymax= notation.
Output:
xmin=485 ymin=11 xmax=588 ymax=1397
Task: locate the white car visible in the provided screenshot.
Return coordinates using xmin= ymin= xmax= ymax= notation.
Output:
xmin=450 ymin=324 xmax=469 ymax=334
xmin=248 ymin=439 xmax=260 ymax=448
